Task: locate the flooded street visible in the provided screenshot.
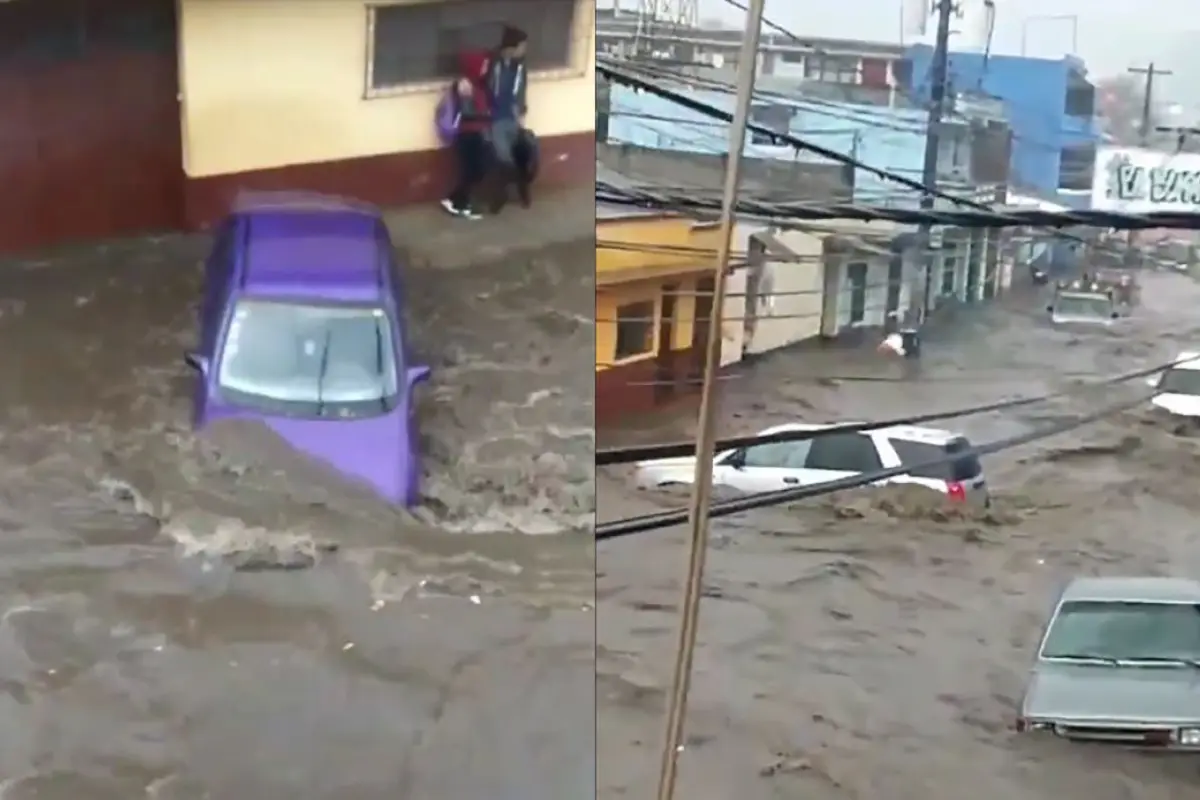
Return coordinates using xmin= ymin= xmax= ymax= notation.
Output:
xmin=0 ymin=232 xmax=594 ymax=798
xmin=598 ymin=270 xmax=1200 ymax=799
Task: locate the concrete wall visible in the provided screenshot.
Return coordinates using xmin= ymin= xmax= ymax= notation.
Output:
xmin=744 ymin=230 xmax=826 ymax=354
xmin=178 ymin=0 xmax=596 ymax=178
xmin=904 ymin=47 xmax=1099 ymax=199
xmin=597 ymin=143 xmax=851 ymax=201
xmin=606 ymin=85 xmax=968 ymax=207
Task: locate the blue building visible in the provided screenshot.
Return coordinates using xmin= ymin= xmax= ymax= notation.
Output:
xmin=904 ymin=47 xmax=1099 ymax=206
xmin=607 ymin=84 xmax=975 ymax=208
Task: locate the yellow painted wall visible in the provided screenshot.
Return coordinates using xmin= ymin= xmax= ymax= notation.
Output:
xmin=596 ymin=217 xmax=724 ymax=274
xmin=178 ymin=0 xmax=596 ymax=178
xmin=595 ymin=277 xmax=699 ymax=371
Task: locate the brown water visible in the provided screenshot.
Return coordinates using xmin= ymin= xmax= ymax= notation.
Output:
xmin=0 ymin=235 xmax=595 ymax=798
xmin=598 ymin=272 xmax=1200 ymax=800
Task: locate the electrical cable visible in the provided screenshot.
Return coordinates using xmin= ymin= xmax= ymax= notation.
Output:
xmin=598 ymin=58 xmax=1200 ymax=232
xmin=595 ymin=391 xmax=1151 ymax=541
xmin=595 ymin=358 xmax=1169 ymax=465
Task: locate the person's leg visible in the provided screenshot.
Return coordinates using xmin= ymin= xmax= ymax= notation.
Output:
xmin=453 ymin=133 xmax=488 ymax=219
xmin=446 ymin=133 xmax=487 ymax=218
xmin=444 ymin=136 xmax=472 ymax=215
xmin=488 ymin=120 xmax=519 ymax=213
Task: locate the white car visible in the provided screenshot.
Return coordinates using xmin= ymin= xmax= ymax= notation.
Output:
xmin=1148 ymin=352 xmax=1200 ymax=418
xmin=634 ymin=423 xmax=990 ymax=505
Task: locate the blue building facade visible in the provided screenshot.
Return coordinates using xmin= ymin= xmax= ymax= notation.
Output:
xmin=607 ymin=85 xmax=972 ymax=208
xmin=904 ymin=47 xmax=1100 ymax=206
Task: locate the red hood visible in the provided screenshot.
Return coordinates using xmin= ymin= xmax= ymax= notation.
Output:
xmin=458 ymin=49 xmax=490 ymax=82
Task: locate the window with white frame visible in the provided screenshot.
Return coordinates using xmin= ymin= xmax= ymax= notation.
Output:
xmin=368 ymin=0 xmax=579 ymax=92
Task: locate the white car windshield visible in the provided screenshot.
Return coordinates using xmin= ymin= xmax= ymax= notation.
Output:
xmin=1053 ymin=293 xmax=1112 ymax=319
xmin=1040 ymin=600 xmax=1200 ymax=662
xmin=1158 ymin=367 xmax=1200 ymax=396
xmin=217 ymin=299 xmax=400 ymax=416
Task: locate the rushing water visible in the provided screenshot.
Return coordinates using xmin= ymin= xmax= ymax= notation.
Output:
xmin=598 ymin=272 xmax=1200 ymax=800
xmin=0 ymin=235 xmax=595 ymax=798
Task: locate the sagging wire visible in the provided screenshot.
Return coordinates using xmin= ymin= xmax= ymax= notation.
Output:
xmin=595 ymin=389 xmax=1151 ymax=541
xmin=595 ymin=358 xmax=1170 ymax=466
xmin=598 ymin=58 xmax=1200 ymax=232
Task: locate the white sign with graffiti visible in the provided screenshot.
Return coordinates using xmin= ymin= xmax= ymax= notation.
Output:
xmin=1092 ymin=146 xmax=1200 ymax=212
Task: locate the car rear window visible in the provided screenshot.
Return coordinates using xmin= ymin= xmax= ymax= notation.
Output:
xmin=889 ymin=436 xmax=982 ymax=482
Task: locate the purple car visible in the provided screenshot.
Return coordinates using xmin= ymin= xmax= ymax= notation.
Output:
xmin=184 ymin=192 xmax=431 ymax=506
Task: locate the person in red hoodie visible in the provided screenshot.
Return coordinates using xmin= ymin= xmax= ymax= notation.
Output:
xmin=441 ymin=50 xmax=492 ymax=220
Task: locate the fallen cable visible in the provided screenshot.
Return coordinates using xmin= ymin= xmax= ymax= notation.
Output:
xmin=596 ymin=359 xmax=1168 ymax=466
xmin=595 ymin=392 xmax=1151 ymax=541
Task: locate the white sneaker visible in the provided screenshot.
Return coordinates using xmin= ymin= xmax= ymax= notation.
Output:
xmin=460 ymin=208 xmax=482 ymax=220
xmin=440 ymin=198 xmax=460 ymax=216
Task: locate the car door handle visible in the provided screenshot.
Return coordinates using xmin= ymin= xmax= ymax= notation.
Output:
xmin=782 ymin=476 xmax=800 ymax=485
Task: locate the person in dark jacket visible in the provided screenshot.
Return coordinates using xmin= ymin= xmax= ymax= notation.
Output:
xmin=486 ymin=26 xmax=530 ymax=210
xmin=441 ymin=50 xmax=492 ymax=220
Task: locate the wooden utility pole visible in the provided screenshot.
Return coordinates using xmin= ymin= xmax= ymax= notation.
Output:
xmin=915 ymin=0 xmax=955 ymax=319
xmin=1128 ymin=63 xmax=1172 ymax=146
xmin=1125 ymin=63 xmax=1172 ymax=267
xmin=653 ymin=0 xmax=766 ymax=799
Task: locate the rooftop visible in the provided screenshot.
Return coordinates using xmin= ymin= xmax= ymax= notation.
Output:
xmin=1060 ymin=576 xmax=1200 ymax=604
xmin=239 ymin=200 xmax=385 ymax=298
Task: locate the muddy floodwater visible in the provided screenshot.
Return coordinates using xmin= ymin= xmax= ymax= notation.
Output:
xmin=0 ymin=235 xmax=594 ymax=798
xmin=598 ymin=272 xmax=1200 ymax=800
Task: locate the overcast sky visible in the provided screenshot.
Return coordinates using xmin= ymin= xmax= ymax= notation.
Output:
xmin=602 ymin=0 xmax=1200 ymax=103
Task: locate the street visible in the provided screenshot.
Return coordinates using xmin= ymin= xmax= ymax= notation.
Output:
xmin=0 ymin=199 xmax=594 ymax=799
xmin=597 ymin=269 xmax=1200 ymax=799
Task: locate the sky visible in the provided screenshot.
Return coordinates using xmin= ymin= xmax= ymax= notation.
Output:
xmin=601 ymin=0 xmax=1200 ymax=104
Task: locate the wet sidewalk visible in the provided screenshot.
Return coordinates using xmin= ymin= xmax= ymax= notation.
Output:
xmin=384 ymin=184 xmax=594 ymax=271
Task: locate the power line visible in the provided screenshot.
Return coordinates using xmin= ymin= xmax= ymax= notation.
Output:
xmin=595 ymin=358 xmax=1169 ymax=465
xmin=594 ymin=390 xmax=1150 ymax=541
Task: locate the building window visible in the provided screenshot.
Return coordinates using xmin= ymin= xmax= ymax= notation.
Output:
xmin=860 ymin=57 xmax=889 ymax=89
xmin=779 ymin=51 xmax=805 ymax=65
xmin=368 ymin=0 xmax=578 ymax=91
xmin=1064 ymin=80 xmax=1095 ymax=118
xmin=614 ymin=300 xmax=656 ymax=360
xmin=749 ymin=103 xmax=792 ymax=145
xmin=1058 ymin=143 xmax=1096 ymax=191
xmin=804 ymin=55 xmax=858 ymax=83
xmin=940 ymin=257 xmax=957 ymax=296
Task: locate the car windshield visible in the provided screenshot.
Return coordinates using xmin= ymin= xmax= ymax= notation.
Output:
xmin=1040 ymin=600 xmax=1200 ymax=663
xmin=217 ymin=299 xmax=400 ymax=417
xmin=1158 ymin=366 xmax=1200 ymax=396
xmin=1054 ymin=293 xmax=1112 ymax=319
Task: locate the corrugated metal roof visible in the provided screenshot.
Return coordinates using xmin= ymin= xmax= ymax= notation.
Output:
xmin=596 ymin=161 xmax=667 ymax=221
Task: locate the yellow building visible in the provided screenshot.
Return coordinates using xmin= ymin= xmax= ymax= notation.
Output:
xmin=0 ymin=0 xmax=596 ymax=254
xmin=180 ymin=0 xmax=597 ymax=227
xmin=596 ymin=201 xmax=724 ymax=423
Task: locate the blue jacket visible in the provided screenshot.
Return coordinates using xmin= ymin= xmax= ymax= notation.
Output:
xmin=488 ymin=57 xmax=527 ymax=121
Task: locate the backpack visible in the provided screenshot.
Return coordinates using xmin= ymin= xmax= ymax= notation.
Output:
xmin=434 ymin=88 xmax=460 ymax=144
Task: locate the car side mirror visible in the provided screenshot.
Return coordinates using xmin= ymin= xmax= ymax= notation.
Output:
xmin=1045 ymin=305 xmax=1054 ymax=313
xmin=1111 ymin=311 xmax=1120 ymax=319
xmin=725 ymin=449 xmax=746 ymax=469
xmin=406 ymin=365 xmax=432 ymax=389
xmin=184 ymin=352 xmax=209 ymax=375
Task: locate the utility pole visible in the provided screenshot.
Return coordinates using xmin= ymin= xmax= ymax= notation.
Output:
xmin=1126 ymin=63 xmax=1171 ymax=268
xmin=1128 ymin=63 xmax=1171 ymax=145
xmin=654 ymin=0 xmax=765 ymax=799
xmin=916 ymin=0 xmax=954 ymax=319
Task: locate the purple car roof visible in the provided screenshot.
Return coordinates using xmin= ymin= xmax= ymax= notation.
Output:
xmin=233 ymin=192 xmax=391 ymax=303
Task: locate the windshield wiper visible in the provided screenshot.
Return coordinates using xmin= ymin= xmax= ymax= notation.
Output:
xmin=1043 ymin=653 xmax=1122 ymax=666
xmin=1122 ymin=657 xmax=1200 ymax=669
xmin=373 ymin=318 xmax=386 ymax=412
xmin=315 ymin=329 xmax=333 ymax=417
